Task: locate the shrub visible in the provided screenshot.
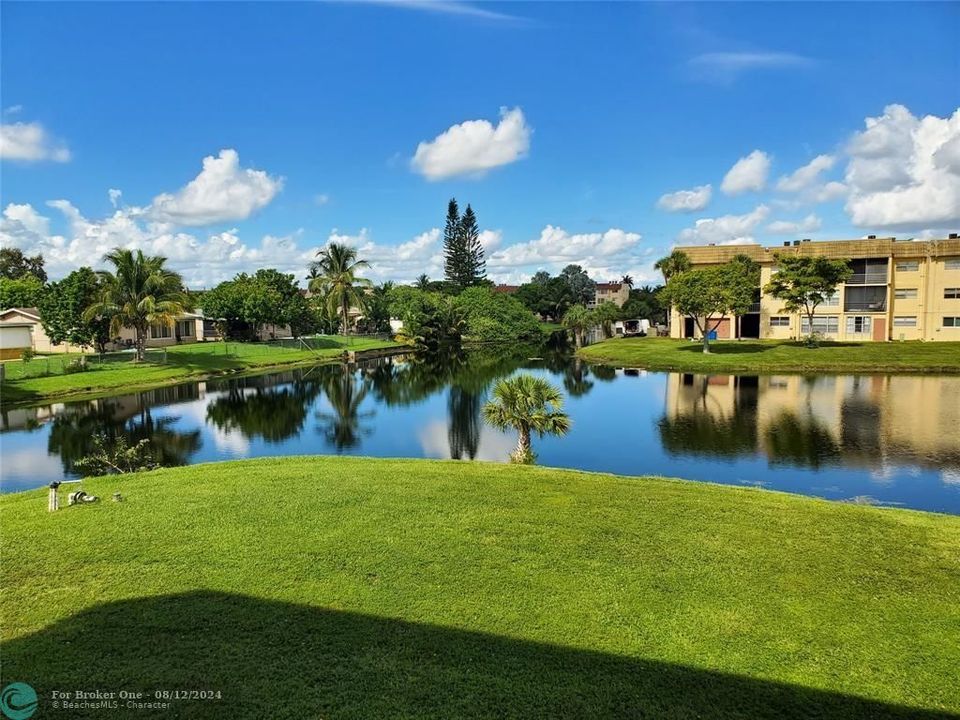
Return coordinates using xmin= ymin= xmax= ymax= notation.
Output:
xmin=63 ymin=356 xmax=89 ymax=374
xmin=453 ymin=287 xmax=542 ymax=343
xmin=20 ymin=347 xmax=35 ymax=363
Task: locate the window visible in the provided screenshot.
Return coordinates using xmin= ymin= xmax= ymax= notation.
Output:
xmin=945 ymin=317 xmax=960 ymax=328
xmin=945 ymin=288 xmax=960 ymax=299
xmin=895 ymin=261 xmax=919 ymax=272
xmin=150 ymin=323 xmax=172 ymax=339
xmin=946 ymin=258 xmax=960 ymax=270
xmin=894 ymin=288 xmax=918 ymax=299
xmin=769 ymin=317 xmax=790 ymax=327
xmin=846 ymin=316 xmax=872 ymax=334
xmin=893 ymin=316 xmax=917 ymax=327
xmin=176 ymin=320 xmax=194 ymax=337
xmin=822 ymin=291 xmax=840 ymax=307
xmin=801 ymin=316 xmax=838 ymax=334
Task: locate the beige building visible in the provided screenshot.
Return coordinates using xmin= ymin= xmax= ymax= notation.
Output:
xmin=669 ymin=235 xmax=960 ymax=342
xmin=589 ymin=281 xmax=630 ymax=309
xmin=0 ymin=307 xmax=221 ymax=352
xmin=0 ymin=308 xmax=88 ymax=353
xmin=0 ymin=322 xmax=34 ymax=360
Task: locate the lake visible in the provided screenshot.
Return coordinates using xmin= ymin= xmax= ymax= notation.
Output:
xmin=2 ymin=343 xmax=959 ymax=513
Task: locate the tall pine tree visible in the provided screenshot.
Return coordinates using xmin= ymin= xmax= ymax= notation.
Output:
xmin=443 ymin=198 xmax=487 ymax=289
xmin=443 ymin=198 xmax=463 ymax=286
xmin=459 ymin=204 xmax=486 ymax=286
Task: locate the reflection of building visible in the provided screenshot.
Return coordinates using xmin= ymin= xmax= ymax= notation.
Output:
xmin=664 ymin=373 xmax=960 ymax=470
xmin=668 ymin=235 xmax=960 ymax=341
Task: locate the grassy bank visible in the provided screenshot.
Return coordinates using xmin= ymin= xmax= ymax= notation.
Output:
xmin=0 ymin=337 xmax=401 ymax=406
xmin=2 ymin=457 xmax=958 ymax=719
xmin=578 ymin=336 xmax=960 ymax=374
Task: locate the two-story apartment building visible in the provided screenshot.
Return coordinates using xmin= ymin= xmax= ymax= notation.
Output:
xmin=668 ymin=235 xmax=960 ymax=342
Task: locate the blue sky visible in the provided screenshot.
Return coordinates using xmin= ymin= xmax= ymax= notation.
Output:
xmin=1 ymin=1 xmax=958 ymax=287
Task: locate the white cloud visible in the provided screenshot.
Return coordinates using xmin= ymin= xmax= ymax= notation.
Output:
xmin=314 ymin=193 xmax=330 ymax=206
xmin=657 ymin=184 xmax=712 ymax=212
xmin=478 ymin=229 xmax=502 ymax=251
xmin=411 ymin=107 xmax=531 ymax=180
xmin=3 ymin=105 xmax=23 ymax=116
xmin=776 ymin=154 xmax=836 ymax=192
xmin=363 ymin=0 xmax=523 ymax=23
xmin=108 ymin=189 xmax=122 ymax=208
xmin=812 ymin=181 xmax=848 ymax=203
xmin=844 ymin=104 xmax=960 ymax=229
xmin=721 ymin=150 xmax=770 ymax=195
xmin=0 ymin=200 xmax=312 ymax=288
xmin=149 ymin=149 xmax=283 ymax=226
xmin=484 ymin=225 xmax=651 ymax=285
xmin=677 ymin=205 xmax=770 ymax=245
xmin=0 ymin=121 xmax=71 ymax=162
xmin=766 ymin=214 xmax=822 ymax=235
xmin=688 ymin=52 xmax=813 ymax=83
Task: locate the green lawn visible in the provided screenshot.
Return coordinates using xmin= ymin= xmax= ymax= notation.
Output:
xmin=2 ymin=457 xmax=958 ymax=719
xmin=579 ymin=336 xmax=960 ymax=373
xmin=0 ymin=337 xmax=401 ymax=406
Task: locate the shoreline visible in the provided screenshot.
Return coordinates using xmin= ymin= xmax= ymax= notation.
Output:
xmin=577 ymin=337 xmax=960 ymax=375
xmin=0 ymin=343 xmax=410 ymax=409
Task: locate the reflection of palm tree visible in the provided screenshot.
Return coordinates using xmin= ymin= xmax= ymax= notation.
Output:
xmin=316 ymin=367 xmax=374 ymax=451
xmin=562 ymin=358 xmax=594 ymax=397
xmin=448 ymin=386 xmax=481 ymax=460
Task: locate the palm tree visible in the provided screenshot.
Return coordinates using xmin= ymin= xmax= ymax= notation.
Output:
xmin=83 ymin=248 xmax=191 ymax=362
xmin=562 ymin=304 xmax=592 ymax=348
xmin=654 ymin=250 xmax=691 ymax=282
xmin=482 ymin=374 xmax=571 ymax=464
xmin=310 ymin=243 xmax=372 ymax=336
xmin=414 ymin=274 xmax=431 ymax=290
xmin=593 ymin=301 xmax=620 ymax=339
xmin=620 ymin=274 xmax=634 ymax=288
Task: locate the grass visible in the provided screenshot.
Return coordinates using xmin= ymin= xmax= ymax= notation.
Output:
xmin=538 ymin=321 xmax=565 ymax=333
xmin=2 ymin=456 xmax=958 ymax=719
xmin=0 ymin=337 xmax=401 ymax=406
xmin=579 ymin=336 xmax=960 ymax=374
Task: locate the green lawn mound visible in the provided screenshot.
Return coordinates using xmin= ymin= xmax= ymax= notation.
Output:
xmin=578 ymin=337 xmax=960 ymax=374
xmin=3 ymin=457 xmax=958 ymax=719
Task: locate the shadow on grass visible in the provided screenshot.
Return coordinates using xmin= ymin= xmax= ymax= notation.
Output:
xmin=2 ymin=591 xmax=951 ymax=719
xmin=675 ymin=342 xmax=774 ymax=355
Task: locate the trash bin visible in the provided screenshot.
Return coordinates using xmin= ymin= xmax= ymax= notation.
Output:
xmin=707 ymin=330 xmax=718 ymax=340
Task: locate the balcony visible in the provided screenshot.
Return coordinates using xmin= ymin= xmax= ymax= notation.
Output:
xmin=844 ymin=301 xmax=887 ymax=313
xmin=844 ymin=286 xmax=887 ymax=313
xmin=846 ymin=273 xmax=888 ymax=285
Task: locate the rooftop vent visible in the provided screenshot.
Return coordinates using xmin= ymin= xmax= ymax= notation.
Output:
xmin=867 ymin=234 xmax=877 ymax=239
xmin=950 ymin=233 xmax=959 ymax=239
xmin=783 ymin=241 xmax=791 ymax=247
xmin=792 ymin=240 xmax=801 ymax=246
xmin=802 ymin=238 xmax=811 ymax=242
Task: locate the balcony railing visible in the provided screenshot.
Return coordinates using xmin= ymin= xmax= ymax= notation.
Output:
xmin=844 ymin=301 xmax=887 ymax=312
xmin=747 ymin=302 xmax=761 ymax=313
xmin=846 ymin=273 xmax=888 ymax=285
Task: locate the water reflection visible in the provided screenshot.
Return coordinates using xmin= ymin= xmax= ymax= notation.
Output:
xmin=664 ymin=373 xmax=960 ymax=472
xmin=46 ymin=387 xmax=203 ymax=475
xmin=2 ymin=344 xmax=959 ymax=513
